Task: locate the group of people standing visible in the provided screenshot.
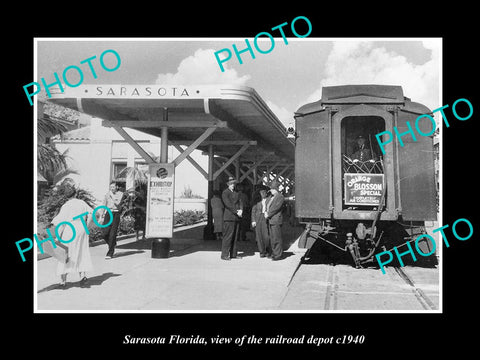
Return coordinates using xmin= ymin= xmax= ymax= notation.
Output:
xmin=49 ymin=176 xmax=286 ymax=288
xmin=212 ymin=176 xmax=286 ymax=261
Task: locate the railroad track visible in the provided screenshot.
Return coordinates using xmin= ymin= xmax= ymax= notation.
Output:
xmin=392 ymin=267 xmax=437 ymax=311
xmin=282 ymin=260 xmax=438 ymax=311
xmin=323 ymin=265 xmax=339 ymax=310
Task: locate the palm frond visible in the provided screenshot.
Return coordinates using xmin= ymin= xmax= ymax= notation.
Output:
xmin=115 ymin=166 xmax=148 ymax=184
xmin=37 ymin=144 xmax=69 ymax=183
xmin=52 ymin=167 xmax=80 ymax=184
xmin=37 ymin=116 xmax=68 ymax=139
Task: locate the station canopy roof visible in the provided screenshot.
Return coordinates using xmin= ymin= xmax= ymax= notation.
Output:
xmin=47 ymin=84 xmax=295 ymax=167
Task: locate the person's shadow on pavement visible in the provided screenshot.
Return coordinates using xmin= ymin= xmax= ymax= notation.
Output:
xmin=37 ymin=272 xmax=121 ymax=292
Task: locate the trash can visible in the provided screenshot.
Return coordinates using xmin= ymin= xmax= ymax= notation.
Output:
xmin=151 ymin=238 xmax=170 ymax=258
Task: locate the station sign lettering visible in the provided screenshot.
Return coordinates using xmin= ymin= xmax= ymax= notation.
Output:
xmin=47 ymin=84 xmax=224 ymax=100
xmin=95 ymin=85 xmax=190 ymax=98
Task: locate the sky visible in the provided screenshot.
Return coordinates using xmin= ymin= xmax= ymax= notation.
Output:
xmin=37 ymin=38 xmax=441 ymax=127
xmin=36 ymin=38 xmax=441 ymax=197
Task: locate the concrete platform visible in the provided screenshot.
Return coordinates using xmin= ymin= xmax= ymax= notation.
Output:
xmin=35 ymin=221 xmax=440 ymax=312
xmin=35 ymin=222 xmax=305 ymax=312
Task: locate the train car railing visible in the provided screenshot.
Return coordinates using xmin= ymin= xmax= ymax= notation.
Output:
xmin=342 ymin=155 xmax=384 ymax=174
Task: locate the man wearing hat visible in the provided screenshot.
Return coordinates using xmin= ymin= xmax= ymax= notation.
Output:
xmin=265 ymin=180 xmax=285 ymax=260
xmin=251 ymin=186 xmax=272 ymax=258
xmin=351 ymin=135 xmax=375 ymax=162
xmin=221 ymin=176 xmax=243 ymax=260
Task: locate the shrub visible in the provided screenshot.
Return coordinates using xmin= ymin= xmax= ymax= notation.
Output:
xmin=119 ymin=213 xmax=136 ymax=235
xmin=174 ymin=210 xmax=206 ymax=226
xmin=88 ymin=224 xmax=104 ymax=243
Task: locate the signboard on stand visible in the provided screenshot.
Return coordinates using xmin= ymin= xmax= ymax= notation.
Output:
xmin=146 ymin=163 xmax=175 ymax=238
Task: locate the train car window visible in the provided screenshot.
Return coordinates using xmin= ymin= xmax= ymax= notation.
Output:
xmin=341 ymin=116 xmax=384 ymax=174
xmin=341 ymin=116 xmax=385 ymax=210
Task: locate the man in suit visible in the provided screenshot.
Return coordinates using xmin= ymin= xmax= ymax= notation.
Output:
xmin=237 ymin=183 xmax=250 ymax=241
xmin=265 ymin=180 xmax=285 ymax=260
xmin=221 ymin=177 xmax=243 ymax=260
xmin=210 ymin=190 xmax=224 ymax=241
xmin=351 ymin=135 xmax=376 ymax=162
xmin=251 ymin=187 xmax=271 ymax=258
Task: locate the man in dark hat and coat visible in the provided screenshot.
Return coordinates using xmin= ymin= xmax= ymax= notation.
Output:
xmin=251 ymin=186 xmax=272 ymax=258
xmin=351 ymin=135 xmax=375 ymax=162
xmin=221 ymin=177 xmax=243 ymax=260
xmin=210 ymin=190 xmax=224 ymax=241
xmin=265 ymin=180 xmax=285 ymax=260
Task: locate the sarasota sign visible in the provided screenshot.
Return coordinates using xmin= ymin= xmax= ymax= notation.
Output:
xmin=95 ymin=85 xmax=190 ymax=97
xmin=48 ymin=84 xmax=225 ymax=100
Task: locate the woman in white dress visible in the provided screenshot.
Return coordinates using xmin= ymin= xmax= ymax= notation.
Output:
xmin=50 ymin=183 xmax=94 ymax=288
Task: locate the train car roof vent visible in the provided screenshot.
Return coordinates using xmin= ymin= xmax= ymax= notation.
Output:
xmin=321 ymin=84 xmax=405 ymax=104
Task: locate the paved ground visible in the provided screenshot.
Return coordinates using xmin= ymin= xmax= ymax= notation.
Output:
xmin=35 ymin=222 xmax=306 ymax=311
xmin=35 ymin=222 xmax=440 ymax=312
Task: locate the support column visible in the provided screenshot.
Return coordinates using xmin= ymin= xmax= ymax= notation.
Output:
xmin=203 ymin=145 xmax=215 ymax=240
xmin=126 ymin=147 xmax=135 ymax=191
xmin=152 ymin=107 xmax=171 ymax=258
xmin=160 ymin=108 xmax=168 ymax=162
xmin=235 ymin=158 xmax=240 ymax=181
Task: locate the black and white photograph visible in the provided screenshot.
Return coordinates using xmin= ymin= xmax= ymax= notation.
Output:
xmin=32 ymin=37 xmax=443 ymax=313
xmin=7 ymin=8 xmax=478 ymax=356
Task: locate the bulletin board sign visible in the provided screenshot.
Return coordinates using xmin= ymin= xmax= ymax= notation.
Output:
xmin=146 ymin=163 xmax=175 ymax=238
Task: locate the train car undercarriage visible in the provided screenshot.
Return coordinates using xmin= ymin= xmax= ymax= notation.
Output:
xmin=299 ymin=218 xmax=437 ymax=268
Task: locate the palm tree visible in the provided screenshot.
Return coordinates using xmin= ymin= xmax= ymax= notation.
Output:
xmin=37 ymin=112 xmax=75 ymax=186
xmin=37 ymin=144 xmax=67 ymax=180
xmin=37 ymin=114 xmax=68 ymax=140
xmin=114 ymin=166 xmax=149 ymax=186
xmin=114 ymin=152 xmax=158 ymax=190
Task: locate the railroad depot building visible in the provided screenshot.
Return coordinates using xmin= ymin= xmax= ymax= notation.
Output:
xmin=45 ymin=84 xmax=295 ymax=239
xmin=47 ymin=116 xmax=214 ymax=212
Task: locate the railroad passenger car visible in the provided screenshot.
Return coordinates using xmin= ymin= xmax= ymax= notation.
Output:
xmin=295 ymin=85 xmax=437 ymax=268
